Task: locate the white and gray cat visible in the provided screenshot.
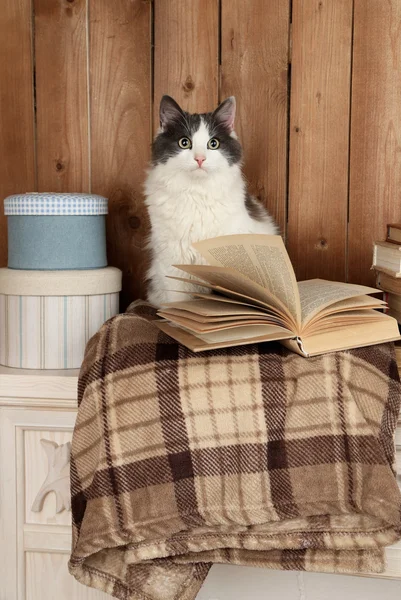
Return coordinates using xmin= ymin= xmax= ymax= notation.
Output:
xmin=145 ymin=95 xmax=278 ymax=307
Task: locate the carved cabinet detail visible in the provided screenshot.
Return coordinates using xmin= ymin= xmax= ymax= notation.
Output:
xmin=31 ymin=439 xmax=71 ymax=514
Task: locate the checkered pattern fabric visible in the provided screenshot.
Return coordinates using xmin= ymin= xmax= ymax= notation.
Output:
xmin=69 ymin=303 xmax=401 ymax=600
xmin=4 ymin=193 xmax=108 ymax=215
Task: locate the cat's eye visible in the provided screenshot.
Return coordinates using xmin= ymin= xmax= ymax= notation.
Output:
xmin=208 ymin=138 xmax=220 ymax=149
xmin=178 ymin=137 xmax=192 ymax=149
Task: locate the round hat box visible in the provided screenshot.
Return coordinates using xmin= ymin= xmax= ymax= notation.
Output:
xmin=0 ymin=267 xmax=122 ymax=369
xmin=4 ymin=193 xmax=108 ymax=270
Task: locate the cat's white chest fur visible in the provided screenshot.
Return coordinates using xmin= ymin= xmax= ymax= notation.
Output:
xmin=145 ymin=163 xmax=277 ymax=306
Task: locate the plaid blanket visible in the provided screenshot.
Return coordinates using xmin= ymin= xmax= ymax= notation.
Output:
xmin=69 ymin=303 xmax=401 ymax=600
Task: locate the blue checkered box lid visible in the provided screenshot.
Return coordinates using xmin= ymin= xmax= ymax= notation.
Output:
xmin=4 ymin=193 xmax=108 ymax=216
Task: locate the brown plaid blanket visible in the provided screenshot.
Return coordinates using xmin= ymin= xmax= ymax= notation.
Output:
xmin=69 ymin=303 xmax=401 ymax=600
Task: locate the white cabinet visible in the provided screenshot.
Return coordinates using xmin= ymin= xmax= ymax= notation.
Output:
xmin=0 ymin=367 xmax=109 ymax=600
xmin=1 ymin=364 xmax=400 ymax=600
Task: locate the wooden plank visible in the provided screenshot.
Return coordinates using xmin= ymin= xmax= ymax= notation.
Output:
xmin=0 ymin=0 xmax=35 ymax=266
xmin=220 ymin=0 xmax=290 ymax=233
xmin=89 ymin=0 xmax=151 ymax=307
xmin=34 ymin=0 xmax=89 ymax=192
xmin=348 ymin=1 xmax=401 ymax=285
xmin=153 ymin=0 xmax=219 ymax=129
xmin=287 ymin=0 xmax=353 ymax=281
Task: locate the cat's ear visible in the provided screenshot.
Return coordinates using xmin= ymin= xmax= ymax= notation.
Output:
xmin=159 ymin=95 xmax=185 ymax=131
xmin=213 ymin=96 xmax=236 ymax=132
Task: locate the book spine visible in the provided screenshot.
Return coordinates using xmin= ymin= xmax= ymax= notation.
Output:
xmin=372 ymin=243 xmax=378 ymax=267
xmin=384 ymin=226 xmax=401 ymax=244
xmin=382 ymin=291 xmax=389 ymax=313
xmin=375 ymin=270 xmax=401 ymax=294
xmin=372 ymin=265 xmax=401 ymax=278
xmin=385 ymin=238 xmax=401 ymax=245
xmin=388 ymin=308 xmax=401 ymax=325
xmin=387 ymin=293 xmax=401 ymax=312
xmin=296 ymin=337 xmax=309 ymax=357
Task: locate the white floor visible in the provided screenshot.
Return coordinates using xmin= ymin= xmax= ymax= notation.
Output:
xmin=197 ymin=565 xmax=401 ymax=600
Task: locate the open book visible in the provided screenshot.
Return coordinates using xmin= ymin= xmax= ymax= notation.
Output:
xmin=156 ymin=234 xmax=400 ymax=356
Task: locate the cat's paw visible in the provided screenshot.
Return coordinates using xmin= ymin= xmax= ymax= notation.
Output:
xmin=147 ymin=287 xmax=189 ymax=308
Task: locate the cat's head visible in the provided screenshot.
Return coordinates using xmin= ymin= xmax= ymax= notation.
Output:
xmin=151 ymin=95 xmax=242 ymax=177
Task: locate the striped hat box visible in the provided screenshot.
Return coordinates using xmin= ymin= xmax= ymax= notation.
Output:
xmin=0 ymin=268 xmax=121 ymax=370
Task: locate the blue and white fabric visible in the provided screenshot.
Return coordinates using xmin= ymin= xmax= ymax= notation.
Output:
xmin=4 ymin=193 xmax=108 ymax=216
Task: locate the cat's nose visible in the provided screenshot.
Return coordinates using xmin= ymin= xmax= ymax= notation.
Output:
xmin=195 ymin=156 xmax=206 ymax=168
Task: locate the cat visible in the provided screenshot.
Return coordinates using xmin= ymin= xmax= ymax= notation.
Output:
xmin=145 ymin=95 xmax=278 ymax=307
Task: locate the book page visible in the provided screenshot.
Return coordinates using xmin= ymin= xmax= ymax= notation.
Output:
xmin=195 ymin=324 xmax=293 ymax=343
xmin=302 ymin=309 xmax=385 ymax=336
xmin=298 ymin=279 xmax=379 ymax=327
xmin=320 ymin=295 xmax=385 ymax=312
xmin=193 ymin=234 xmax=301 ymax=326
xmin=158 ymin=312 xmax=284 ymax=333
xmin=173 ymin=265 xmax=296 ymax=330
xmin=157 ymin=321 xmax=294 ymax=353
xmin=161 ymin=299 xmax=277 ymax=317
xmin=281 ymin=316 xmax=400 ymax=357
xmin=167 ymin=274 xmax=296 ymax=325
xmin=176 ymin=290 xmax=290 ymax=316
xmin=304 ymin=295 xmax=385 ymax=326
xmin=299 ymin=314 xmax=400 ymax=356
xmin=160 ymin=309 xmax=283 ymax=325
xmin=164 ymin=293 xmax=272 ymax=309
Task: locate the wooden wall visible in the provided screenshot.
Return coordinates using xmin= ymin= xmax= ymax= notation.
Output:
xmin=1 ymin=0 xmax=401 ymax=308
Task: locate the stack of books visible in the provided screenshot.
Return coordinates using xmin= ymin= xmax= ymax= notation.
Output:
xmin=373 ymin=224 xmax=401 ymax=329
